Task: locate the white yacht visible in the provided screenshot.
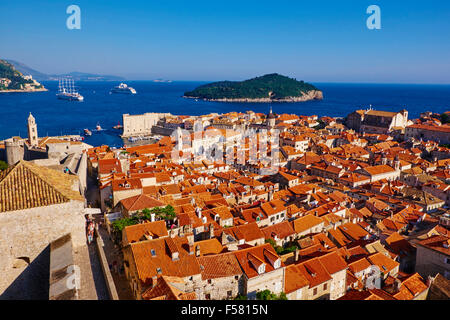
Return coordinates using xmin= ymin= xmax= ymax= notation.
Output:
xmin=56 ymin=78 xmax=84 ymax=101
xmin=110 ymin=83 xmax=136 ymax=94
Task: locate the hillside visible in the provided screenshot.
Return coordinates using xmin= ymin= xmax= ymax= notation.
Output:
xmin=183 ymin=73 xmax=323 ymax=102
xmin=0 ymin=59 xmax=46 ymax=91
xmin=6 ymin=60 xmax=126 ymax=81
xmin=6 ymin=59 xmax=49 ymax=81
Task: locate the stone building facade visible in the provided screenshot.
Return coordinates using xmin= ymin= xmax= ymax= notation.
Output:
xmin=346 ymin=109 xmax=409 ymax=134
xmin=0 ymin=161 xmax=86 ymax=297
xmin=405 ymin=124 xmax=450 ymax=145
xmin=122 ymin=112 xmax=171 ymax=137
xmin=415 ymin=236 xmax=450 ymax=280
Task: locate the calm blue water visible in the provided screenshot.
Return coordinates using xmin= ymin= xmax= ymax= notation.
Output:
xmin=0 ymin=81 xmax=449 ymax=147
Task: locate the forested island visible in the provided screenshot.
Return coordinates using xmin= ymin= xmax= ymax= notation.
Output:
xmin=183 ymin=73 xmax=323 ymax=102
xmin=0 ymin=59 xmax=46 ymax=92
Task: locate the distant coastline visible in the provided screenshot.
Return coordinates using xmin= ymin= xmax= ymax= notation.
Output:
xmin=0 ymin=87 xmax=48 ymax=93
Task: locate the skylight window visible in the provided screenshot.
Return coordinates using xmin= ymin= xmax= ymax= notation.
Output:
xmin=151 ymin=249 xmax=156 ymax=257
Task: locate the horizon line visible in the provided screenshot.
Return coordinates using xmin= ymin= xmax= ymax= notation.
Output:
xmin=40 ymin=79 xmax=450 ymax=86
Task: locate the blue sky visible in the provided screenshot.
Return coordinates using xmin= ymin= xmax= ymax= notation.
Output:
xmin=1 ymin=0 xmax=450 ymax=83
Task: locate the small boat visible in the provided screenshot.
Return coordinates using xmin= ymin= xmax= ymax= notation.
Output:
xmin=95 ymin=122 xmax=105 ymax=132
xmin=110 ymin=83 xmax=136 ymax=94
xmin=128 ymin=137 xmax=138 ymax=142
xmin=84 ymin=129 xmax=92 ymax=136
xmin=113 ymin=122 xmax=123 ymax=130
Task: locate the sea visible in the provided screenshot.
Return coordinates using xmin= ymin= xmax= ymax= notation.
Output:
xmin=0 ymin=81 xmax=449 ymax=148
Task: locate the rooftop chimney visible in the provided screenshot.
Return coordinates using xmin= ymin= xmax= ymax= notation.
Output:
xmin=187 ymin=233 xmax=195 ymax=255
xmin=294 ymin=249 xmax=300 ymax=262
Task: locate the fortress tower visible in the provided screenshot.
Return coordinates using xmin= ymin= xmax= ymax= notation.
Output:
xmin=27 ymin=113 xmax=38 ymax=147
xmin=5 ymin=137 xmax=25 ymax=166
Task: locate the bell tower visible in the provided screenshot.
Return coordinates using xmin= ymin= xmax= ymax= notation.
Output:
xmin=266 ymin=106 xmax=276 ymax=128
xmin=27 ymin=113 xmax=38 ymax=147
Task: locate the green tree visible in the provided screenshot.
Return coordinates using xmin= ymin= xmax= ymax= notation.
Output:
xmin=0 ymin=160 xmax=8 ymax=171
xmin=110 ymin=205 xmax=176 ymax=244
xmin=256 ymin=290 xmax=287 ymax=300
xmin=184 ymin=73 xmax=320 ymax=100
xmin=441 ymin=113 xmax=450 ymax=124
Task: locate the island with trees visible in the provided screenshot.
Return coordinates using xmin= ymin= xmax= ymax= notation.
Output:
xmin=183 ymin=73 xmax=323 ymax=102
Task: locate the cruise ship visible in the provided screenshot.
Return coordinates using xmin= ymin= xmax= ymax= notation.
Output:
xmin=56 ymin=78 xmax=84 ymax=101
xmin=110 ymin=83 xmax=136 ymax=94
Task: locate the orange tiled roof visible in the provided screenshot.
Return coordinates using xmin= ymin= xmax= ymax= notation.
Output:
xmin=291 ymin=214 xmax=324 ymax=234
xmin=224 ymin=222 xmax=264 ymax=242
xmin=194 ymin=238 xmax=224 ymax=256
xmin=197 ymin=252 xmax=242 ymax=280
xmin=123 ymin=221 xmax=168 ymax=244
xmin=0 ymin=160 xmax=83 ymax=212
xmin=284 ymin=264 xmax=310 ymax=294
xmin=120 ymin=194 xmax=165 ymax=212
xmin=233 ymin=244 xmax=283 ymax=279
xmin=417 ymin=235 xmax=450 ymax=256
xmin=130 ymin=236 xmax=201 ymax=284
xmin=367 ymin=252 xmax=399 ymax=274
xmin=393 ymin=273 xmax=429 ymax=300
xmin=295 ymin=257 xmax=332 ymax=288
xmin=142 ymin=276 xmax=196 ymax=300
xmin=261 ymin=221 xmax=295 ymax=240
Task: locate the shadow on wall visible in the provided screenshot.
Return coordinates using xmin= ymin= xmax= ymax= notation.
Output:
xmin=0 ymin=245 xmax=50 ymax=300
xmin=87 ymin=237 xmax=110 ymax=300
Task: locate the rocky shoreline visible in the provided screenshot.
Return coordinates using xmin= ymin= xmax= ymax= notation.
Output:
xmin=0 ymin=88 xmax=48 ymax=93
xmin=184 ymin=90 xmax=323 ymax=103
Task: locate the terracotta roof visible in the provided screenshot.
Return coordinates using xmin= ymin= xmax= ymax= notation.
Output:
xmin=417 ymin=235 xmax=450 ymax=256
xmin=394 ymin=273 xmax=428 ymax=300
xmin=120 ymin=194 xmax=165 ymax=212
xmin=0 ymin=160 xmax=83 ymax=212
xmin=427 ymin=273 xmax=450 ymax=300
xmin=233 ymin=244 xmax=283 ymax=279
xmin=291 ymin=214 xmax=324 ymax=234
xmin=338 ymin=223 xmax=370 ymax=241
xmin=261 ymin=199 xmax=286 ymax=216
xmin=317 ymin=251 xmax=348 ymax=275
xmin=385 ymin=232 xmax=416 ymax=257
xmin=366 ymin=110 xmax=399 ymax=118
xmin=194 ymin=238 xmax=224 ymax=256
xmin=130 ymin=236 xmax=201 ymax=285
xmin=407 ymin=124 xmax=450 ymax=133
xmin=284 ymin=264 xmax=310 ymax=293
xmin=367 ymin=252 xmax=399 ymax=274
xmin=261 ymin=221 xmax=295 ymax=240
xmin=123 ymin=221 xmax=168 ymax=244
xmin=363 ymin=165 xmax=396 ymax=176
xmin=348 ymin=258 xmax=371 ymax=274
xmin=224 ymin=222 xmax=264 ymax=242
xmin=142 ymin=276 xmax=196 ymax=300
xmin=295 ymin=258 xmax=332 ymax=288
xmin=98 ymin=158 xmax=122 ymax=174
xmin=197 ymin=253 xmax=242 ymax=280
xmin=112 ymin=178 xmax=142 ymax=191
